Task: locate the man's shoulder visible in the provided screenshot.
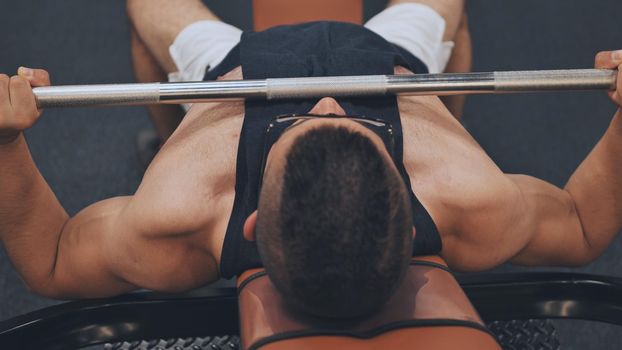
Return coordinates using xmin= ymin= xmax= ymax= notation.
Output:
xmin=128 ymin=125 xmax=239 ymax=245
xmin=415 ymin=167 xmax=521 ymax=236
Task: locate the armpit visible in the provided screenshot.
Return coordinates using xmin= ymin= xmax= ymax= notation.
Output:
xmin=394 ymin=65 xmax=415 ymax=75
xmin=218 ymin=66 xmax=243 ymax=80
xmin=220 ymin=65 xmax=411 ymax=79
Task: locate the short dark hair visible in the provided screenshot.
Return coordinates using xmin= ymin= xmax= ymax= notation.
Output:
xmin=256 ymin=125 xmax=413 ymax=319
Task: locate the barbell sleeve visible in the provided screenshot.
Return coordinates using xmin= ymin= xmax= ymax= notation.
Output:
xmin=32 ymin=69 xmax=617 ymax=109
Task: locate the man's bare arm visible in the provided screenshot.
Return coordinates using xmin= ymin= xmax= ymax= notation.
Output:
xmin=0 ymin=69 xmax=74 ymax=295
xmin=0 ymin=68 xmax=218 ymax=298
xmin=509 ymin=51 xmax=622 ymax=266
xmin=444 ymin=112 xmax=621 ymax=270
xmin=505 ymin=175 xmax=592 ymax=266
xmin=42 ymin=195 xmax=220 ymax=298
xmin=442 ymin=51 xmax=622 ymax=270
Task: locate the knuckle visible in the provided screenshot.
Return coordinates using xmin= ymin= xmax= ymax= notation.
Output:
xmin=12 ymin=116 xmax=35 ymax=130
xmin=595 ymin=52 xmax=609 ymax=66
xmin=0 ymin=75 xmax=9 ymax=95
xmin=10 ymin=75 xmax=27 ymax=86
xmin=36 ymin=69 xmax=50 ymax=80
xmin=22 ymin=119 xmax=35 ymax=129
xmin=18 ymin=109 xmax=37 ymax=121
xmin=35 ymin=70 xmax=51 ymax=86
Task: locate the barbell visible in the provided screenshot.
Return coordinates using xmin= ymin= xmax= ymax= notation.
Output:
xmin=32 ymin=69 xmax=617 ymax=109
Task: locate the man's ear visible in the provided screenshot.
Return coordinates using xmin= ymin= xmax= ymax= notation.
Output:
xmin=412 ymin=226 xmax=417 ymax=240
xmin=243 ymin=210 xmax=258 ymax=241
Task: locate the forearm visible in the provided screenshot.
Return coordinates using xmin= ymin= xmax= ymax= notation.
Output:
xmin=0 ymin=134 xmax=69 ymax=291
xmin=440 ymin=13 xmax=471 ymax=120
xmin=565 ymin=109 xmax=622 ymax=255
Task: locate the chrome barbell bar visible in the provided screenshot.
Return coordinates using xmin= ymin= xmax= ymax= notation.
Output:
xmin=32 ymin=69 xmax=617 ymax=109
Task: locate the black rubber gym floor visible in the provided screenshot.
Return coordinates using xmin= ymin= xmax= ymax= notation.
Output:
xmin=1 ymin=0 xmax=621 ymax=348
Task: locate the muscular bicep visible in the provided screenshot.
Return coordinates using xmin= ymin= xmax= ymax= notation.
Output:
xmin=506 ymin=174 xmax=590 ymax=266
xmin=442 ymin=174 xmax=588 ymax=271
xmin=48 ymin=194 xmax=218 ymax=298
xmin=47 ymin=196 xmax=137 ymax=297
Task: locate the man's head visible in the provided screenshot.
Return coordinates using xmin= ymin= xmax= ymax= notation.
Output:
xmin=244 ymin=98 xmax=414 ymax=319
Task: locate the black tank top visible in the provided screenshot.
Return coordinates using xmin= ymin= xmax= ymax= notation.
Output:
xmin=207 ymin=22 xmax=442 ymax=279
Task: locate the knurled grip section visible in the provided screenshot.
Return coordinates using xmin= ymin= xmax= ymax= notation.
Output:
xmin=266 ymin=75 xmax=388 ymax=100
xmin=494 ymin=69 xmax=617 ymax=91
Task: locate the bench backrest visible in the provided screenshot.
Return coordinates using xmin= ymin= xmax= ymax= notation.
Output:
xmin=252 ymin=0 xmax=363 ymax=31
xmin=237 ymin=256 xmax=501 ymax=350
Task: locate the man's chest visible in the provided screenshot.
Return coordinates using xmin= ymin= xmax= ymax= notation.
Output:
xmin=170 ymin=96 xmax=505 ymax=247
xmin=398 ymin=97 xmax=507 ymax=237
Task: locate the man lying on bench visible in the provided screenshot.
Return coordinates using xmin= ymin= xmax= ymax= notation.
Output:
xmin=1 ymin=0 xmax=622 ymax=320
